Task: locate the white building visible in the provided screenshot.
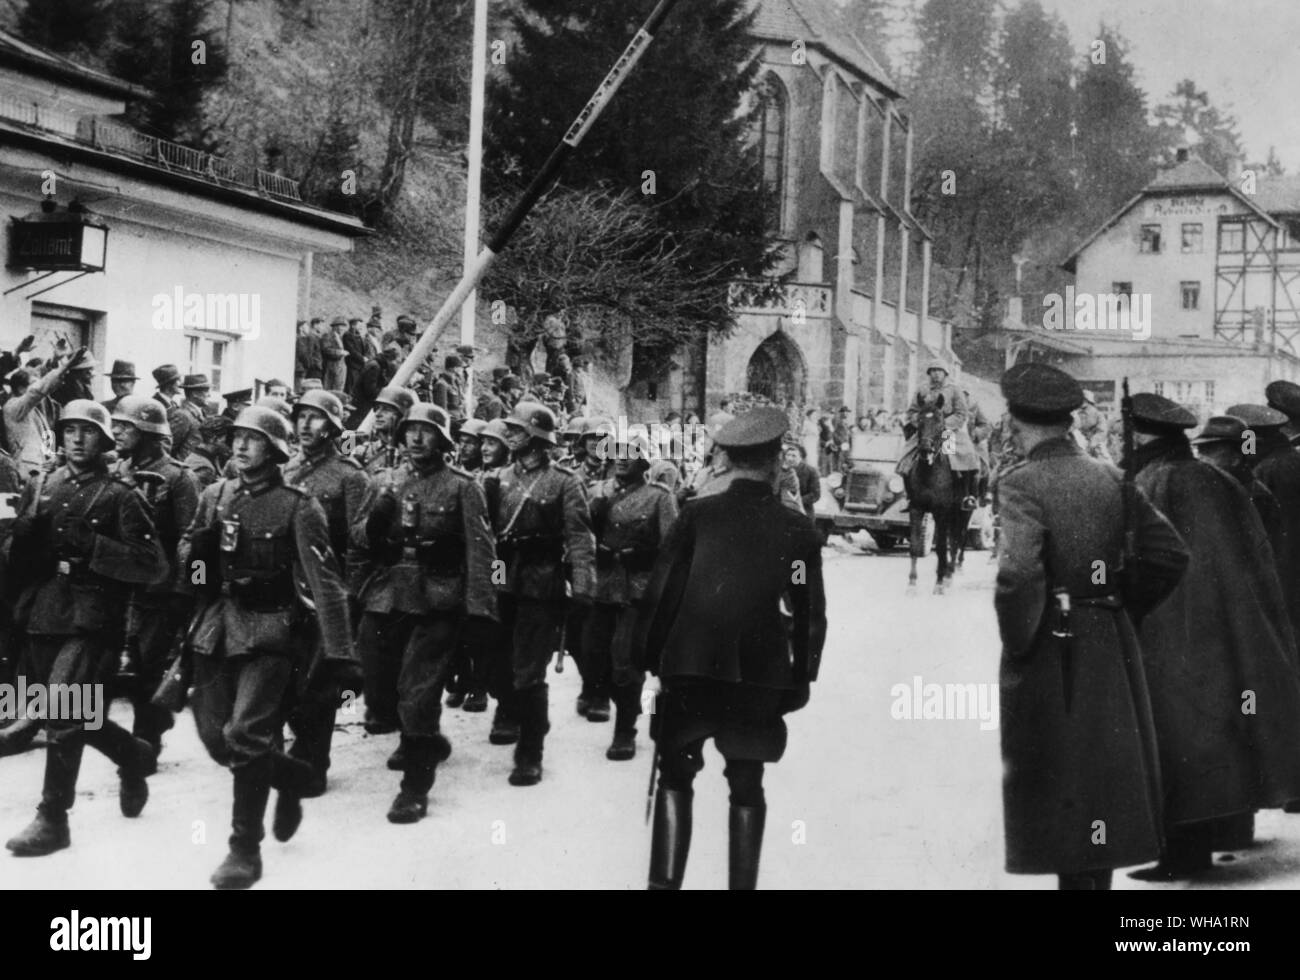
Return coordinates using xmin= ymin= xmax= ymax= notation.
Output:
xmin=0 ymin=30 xmax=363 ymax=400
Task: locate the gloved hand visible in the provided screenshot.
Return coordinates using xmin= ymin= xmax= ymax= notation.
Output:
xmin=781 ymin=683 xmax=810 ymax=714
xmin=365 ymin=492 xmax=399 ymax=545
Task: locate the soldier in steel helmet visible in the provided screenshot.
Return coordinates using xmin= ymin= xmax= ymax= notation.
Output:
xmin=584 ymin=431 xmax=677 ymax=761
xmin=111 ymin=395 xmax=201 ymax=758
xmin=352 ymin=404 xmax=497 ymax=821
xmin=635 ymin=407 xmax=825 ymax=889
xmin=483 ymin=400 xmax=595 ymax=785
xmin=280 ymin=390 xmax=370 ymax=805
xmin=180 ymin=405 xmax=354 ymax=889
xmin=359 ymin=386 xmax=417 ymax=480
xmin=454 ymin=418 xmax=487 ymax=475
xmin=4 ymin=400 xmax=169 ymax=858
xmin=478 ymin=419 xmax=511 ymax=472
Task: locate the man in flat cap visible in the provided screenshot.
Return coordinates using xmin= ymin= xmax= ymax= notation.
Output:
xmin=1125 ymin=391 xmax=1300 ymax=879
xmin=995 ymin=365 xmax=1188 ymax=889
xmin=635 ymin=407 xmax=826 ymax=889
xmin=430 ymin=355 xmax=465 ymax=420
xmin=102 ymin=360 xmax=139 ymax=414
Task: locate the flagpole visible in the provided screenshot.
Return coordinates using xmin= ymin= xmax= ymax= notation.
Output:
xmin=461 ymin=0 xmax=489 ymax=409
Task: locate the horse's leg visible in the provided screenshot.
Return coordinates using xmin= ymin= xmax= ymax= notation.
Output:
xmin=907 ymin=509 xmax=921 ymax=592
xmin=953 ymin=502 xmax=973 ymax=572
xmin=933 ymin=511 xmax=949 ymax=594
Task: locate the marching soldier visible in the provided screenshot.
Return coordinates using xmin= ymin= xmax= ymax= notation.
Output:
xmin=1125 ymin=392 xmax=1300 ymax=880
xmin=353 ymin=404 xmax=497 ymax=821
xmin=584 ymin=433 xmax=677 ymax=760
xmin=4 ymin=400 xmax=168 ymax=856
xmin=454 ymin=418 xmax=486 ymax=474
xmin=484 ymin=401 xmax=595 ymax=785
xmin=110 ymin=395 xmax=201 ymax=756
xmin=479 ymin=419 xmax=511 ymax=472
xmin=281 ymin=390 xmax=370 ymax=800
xmin=180 ymin=406 xmax=354 ymax=889
xmin=993 ymin=367 xmax=1189 ymax=889
xmin=445 ymin=418 xmax=488 ymax=709
xmin=358 ymin=386 xmax=417 ymax=480
xmin=635 ymin=407 xmax=825 ymax=889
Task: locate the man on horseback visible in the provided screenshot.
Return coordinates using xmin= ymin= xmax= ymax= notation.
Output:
xmin=899 ymin=362 xmax=981 ymax=510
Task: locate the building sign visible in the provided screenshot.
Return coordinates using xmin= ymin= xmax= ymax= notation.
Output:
xmin=8 ymin=214 xmax=108 ymax=272
xmin=1146 ymin=196 xmax=1232 ymax=219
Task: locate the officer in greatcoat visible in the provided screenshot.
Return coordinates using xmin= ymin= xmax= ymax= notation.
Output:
xmin=111 ymin=395 xmax=201 ymax=756
xmin=1194 ymin=410 xmax=1284 ymax=545
xmin=281 ymin=390 xmax=370 ymax=801
xmin=584 ymin=433 xmax=676 ymax=761
xmin=483 ymin=401 xmax=595 ymax=786
xmin=1254 ymin=381 xmax=1300 ymax=643
xmin=180 ymin=406 xmax=354 ymax=889
xmin=1125 ymin=392 xmax=1300 ymax=880
xmin=634 ymin=407 xmax=825 ymax=889
xmin=353 ymin=404 xmax=497 ymax=821
xmin=4 ymin=400 xmax=168 ymax=856
xmin=994 ymin=367 xmax=1189 ymax=890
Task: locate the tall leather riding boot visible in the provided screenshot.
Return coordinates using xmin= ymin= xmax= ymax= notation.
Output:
xmin=489 ymin=700 xmax=520 ymax=745
xmin=131 ymin=699 xmax=175 ymax=757
xmin=647 ymin=787 xmax=692 ymax=890
xmin=388 ymin=734 xmax=451 ymax=823
xmin=271 ymin=751 xmax=316 ymax=843
xmin=509 ymin=685 xmax=549 ymax=787
xmin=83 ymin=720 xmax=158 ymax=819
xmin=289 ymin=700 xmax=335 ymax=796
xmin=6 ymin=739 xmax=84 ymax=856
xmin=728 ymin=804 xmax=766 ymax=890
xmin=213 ymin=756 xmax=272 ymax=889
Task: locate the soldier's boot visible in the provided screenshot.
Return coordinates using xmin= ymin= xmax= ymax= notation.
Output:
xmin=270 ymin=752 xmax=316 ymax=844
xmin=289 ymin=702 xmax=335 ymax=798
xmin=6 ymin=740 xmax=82 ymax=856
xmin=728 ymin=804 xmax=767 ymax=890
xmin=508 ymin=686 xmax=549 ymax=787
xmin=585 ymin=690 xmax=611 ymax=724
xmin=212 ymin=758 xmax=271 ymax=889
xmin=489 ymin=701 xmax=520 ymax=746
xmin=387 ymin=734 xmax=449 ymax=824
xmin=84 ymin=721 xmax=157 ymax=819
xmin=131 ymin=700 xmax=174 ymax=759
xmin=387 ymin=734 xmax=409 ymax=772
xmin=647 ymin=787 xmax=692 ymax=890
xmin=576 ymin=687 xmax=593 ymax=717
xmin=0 ymin=716 xmax=42 ymax=757
xmin=463 ymin=689 xmax=488 ymax=713
xmin=605 ymin=685 xmax=640 ymax=761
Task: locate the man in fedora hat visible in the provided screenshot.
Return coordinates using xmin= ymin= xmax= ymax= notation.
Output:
xmin=51 ymin=349 xmax=97 ymax=409
xmin=322 ymin=317 xmax=348 ymax=393
xmin=102 ymin=360 xmax=139 ymax=414
xmin=169 ymin=374 xmax=211 ymax=461
xmin=153 ymin=364 xmax=182 ymax=409
xmin=343 ymin=318 xmax=367 ymax=397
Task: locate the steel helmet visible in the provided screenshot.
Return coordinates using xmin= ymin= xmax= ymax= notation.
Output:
xmin=293 ymin=388 xmax=345 ymax=433
xmin=397 ymin=403 xmax=454 ymax=449
xmin=584 ymin=417 xmax=615 ymax=441
xmin=480 ymin=419 xmax=510 ymax=447
xmin=562 ymin=415 xmax=590 ymax=438
xmin=505 ymin=400 xmax=558 ymax=445
xmin=373 ymin=386 xmax=417 ymax=416
xmin=458 ymin=418 xmax=488 ymax=440
xmin=255 ymin=395 xmax=293 ymax=420
xmin=57 ymin=399 xmax=114 ymax=446
xmin=111 ymin=395 xmax=171 ymax=437
xmin=232 ymin=406 xmax=292 ymax=463
xmin=612 ymin=432 xmax=652 ymax=471
xmin=926 ymin=360 xmax=949 ymax=375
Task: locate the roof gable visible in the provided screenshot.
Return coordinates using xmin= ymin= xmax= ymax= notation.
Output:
xmin=749 ymin=0 xmax=898 ymax=97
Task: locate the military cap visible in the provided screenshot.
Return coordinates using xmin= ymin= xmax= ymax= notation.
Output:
xmin=263 ymin=378 xmax=289 ymax=392
xmin=1130 ymin=392 xmax=1198 ymax=431
xmin=299 ymin=378 xmax=323 ymax=393
xmin=925 ymin=360 xmax=949 ymax=374
xmin=1224 ymin=404 xmax=1287 ymax=429
xmin=1192 ymin=415 xmax=1249 ymax=445
xmin=456 ymin=344 xmax=478 ymax=358
xmin=532 ymin=372 xmax=552 ymax=386
xmin=397 ymin=315 xmax=417 ymax=329
xmin=222 ymin=388 xmax=253 ymax=404
xmin=499 ymin=375 xmax=523 ymax=391
xmin=310 ymin=317 xmax=324 ymax=326
xmin=330 ymin=315 xmax=347 ymax=327
xmin=999 ymin=363 xmax=1083 ymax=424
xmin=1266 ymin=380 xmax=1300 ymax=420
xmin=491 ymin=366 xmax=511 ymax=381
xmin=445 ymin=354 xmax=463 ymax=369
xmin=152 ymin=363 xmax=181 ymax=387
xmin=181 ymin=373 xmax=210 ymax=390
xmin=713 ymin=407 xmax=789 ymax=449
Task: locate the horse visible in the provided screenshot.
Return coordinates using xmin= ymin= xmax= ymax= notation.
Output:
xmin=901 ymin=395 xmax=974 ymax=594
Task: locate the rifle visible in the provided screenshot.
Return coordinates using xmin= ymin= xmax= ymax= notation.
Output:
xmin=1120 ymin=378 xmax=1137 ymax=576
xmin=152 ymin=599 xmax=205 ymax=712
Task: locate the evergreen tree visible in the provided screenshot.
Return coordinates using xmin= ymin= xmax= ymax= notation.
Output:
xmin=16 ymin=0 xmax=112 ymax=55
xmin=486 ymin=0 xmax=771 ymax=369
xmin=1154 ymin=79 xmax=1245 ymax=178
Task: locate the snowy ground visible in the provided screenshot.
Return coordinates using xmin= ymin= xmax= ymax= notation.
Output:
xmin=4 ymin=537 xmax=1300 ymax=889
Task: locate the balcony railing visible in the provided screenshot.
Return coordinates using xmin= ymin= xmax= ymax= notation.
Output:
xmin=0 ymin=94 xmax=302 ymax=203
xmin=728 ymin=280 xmax=834 ymax=319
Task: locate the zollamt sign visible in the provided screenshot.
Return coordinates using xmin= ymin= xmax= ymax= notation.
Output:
xmin=8 ymin=212 xmax=108 ymax=272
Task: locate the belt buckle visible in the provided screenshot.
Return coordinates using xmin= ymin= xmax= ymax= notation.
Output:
xmin=57 ymin=560 xmax=71 ymax=576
